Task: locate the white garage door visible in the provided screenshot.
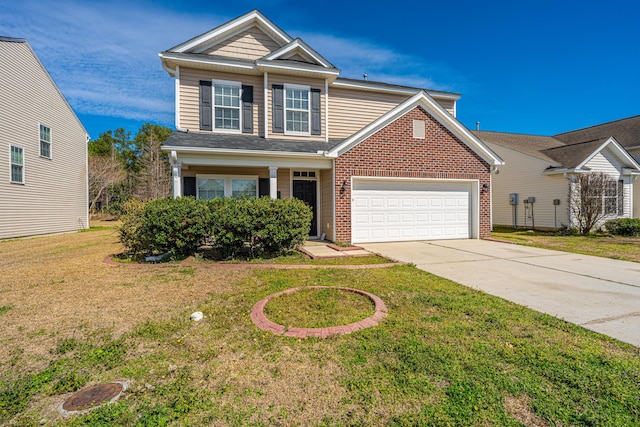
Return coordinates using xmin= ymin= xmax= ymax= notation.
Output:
xmin=351 ymin=179 xmax=472 ymax=243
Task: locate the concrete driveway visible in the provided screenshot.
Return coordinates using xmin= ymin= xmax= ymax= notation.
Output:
xmin=361 ymin=239 xmax=640 ymax=347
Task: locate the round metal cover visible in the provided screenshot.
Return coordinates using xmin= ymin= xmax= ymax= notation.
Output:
xmin=62 ymin=382 xmax=124 ymax=412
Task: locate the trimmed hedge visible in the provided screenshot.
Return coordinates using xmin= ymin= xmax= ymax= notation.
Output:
xmin=119 ymin=196 xmax=313 ymax=259
xmin=603 ymin=218 xmax=640 ymax=236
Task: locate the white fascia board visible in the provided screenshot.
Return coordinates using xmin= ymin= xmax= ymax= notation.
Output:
xmin=169 ymin=151 xmax=332 ymax=169
xmin=262 ymin=39 xmax=334 ymax=68
xmin=327 ymin=91 xmax=504 ymax=166
xmin=255 ymin=60 xmax=340 ymax=77
xmin=159 ymin=52 xmax=257 ymax=72
xmin=576 ymin=137 xmax=640 ymax=171
xmin=172 ymin=10 xmax=291 ymax=53
xmin=331 ymin=79 xmax=461 ymax=101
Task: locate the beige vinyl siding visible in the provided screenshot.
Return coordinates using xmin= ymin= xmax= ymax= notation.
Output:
xmin=320 ymin=169 xmax=334 ymax=240
xmin=277 ymin=168 xmax=290 ymax=198
xmin=182 ymin=166 xmax=292 ymax=199
xmin=436 ymin=98 xmax=456 ymax=116
xmin=0 ymin=41 xmax=87 ymax=240
xmin=328 ymin=88 xmax=409 ymax=138
xmin=179 ymin=68 xmax=263 ymax=136
xmin=203 ymin=27 xmax=281 ymax=60
xmin=267 ymin=74 xmax=326 ymax=141
xmin=631 ymin=149 xmax=640 ymax=218
xmin=583 ymin=147 xmax=632 ymax=218
xmin=488 ymin=143 xmax=569 ymax=229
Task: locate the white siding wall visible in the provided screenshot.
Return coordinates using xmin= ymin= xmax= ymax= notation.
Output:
xmin=583 ymin=147 xmax=632 ymax=218
xmin=0 ymin=41 xmax=87 ymax=239
xmin=489 ymin=143 xmax=569 ymax=229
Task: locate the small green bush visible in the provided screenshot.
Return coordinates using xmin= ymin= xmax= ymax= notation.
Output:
xmin=118 ymin=199 xmax=146 ymax=255
xmin=210 ymin=197 xmax=312 ymax=257
xmin=138 ymin=197 xmax=212 ymax=258
xmin=604 ymin=218 xmax=640 ymax=236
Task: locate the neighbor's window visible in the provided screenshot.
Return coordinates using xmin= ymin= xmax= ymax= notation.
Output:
xmin=196 ymin=175 xmax=257 ymax=199
xmin=285 ymin=85 xmax=309 ymax=134
xmin=39 ymin=124 xmax=51 ymax=158
xmin=214 ymin=81 xmax=241 ymax=131
xmin=603 ymin=180 xmax=624 ymax=216
xmin=10 ymin=145 xmax=24 ymax=183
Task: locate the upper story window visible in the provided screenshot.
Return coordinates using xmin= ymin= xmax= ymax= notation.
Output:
xmin=214 ymin=80 xmax=241 ymax=131
xmin=10 ymin=145 xmax=24 ymax=184
xmin=285 ymin=84 xmax=310 ymax=135
xmin=39 ymin=124 xmax=51 ymax=158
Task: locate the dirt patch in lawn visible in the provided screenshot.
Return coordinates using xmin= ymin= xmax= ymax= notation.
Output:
xmin=0 ymin=229 xmax=249 ymax=374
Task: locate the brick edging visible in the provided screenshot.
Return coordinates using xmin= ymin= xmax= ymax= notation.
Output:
xmin=104 ymin=256 xmax=403 ymax=270
xmin=250 ymin=286 xmax=388 ymax=338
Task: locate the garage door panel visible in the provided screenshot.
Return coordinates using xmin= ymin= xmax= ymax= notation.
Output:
xmin=352 ymin=180 xmax=472 ymax=243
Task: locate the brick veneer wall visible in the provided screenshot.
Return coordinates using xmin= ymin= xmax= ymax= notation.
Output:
xmin=334 ymin=106 xmax=492 ymax=243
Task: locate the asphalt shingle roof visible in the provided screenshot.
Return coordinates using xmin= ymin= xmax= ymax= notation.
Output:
xmin=163 ymin=131 xmax=344 ymax=154
xmin=554 ymin=115 xmax=640 ymax=149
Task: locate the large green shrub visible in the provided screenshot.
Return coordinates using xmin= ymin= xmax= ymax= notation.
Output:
xmin=210 ymin=197 xmax=312 ymax=257
xmin=119 ymin=196 xmax=312 ymax=260
xmin=604 ymin=218 xmax=640 ymax=236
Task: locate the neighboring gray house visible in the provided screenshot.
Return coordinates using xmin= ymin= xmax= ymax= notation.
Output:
xmin=0 ymin=37 xmax=88 ymax=239
xmin=474 ymin=116 xmax=640 ymax=230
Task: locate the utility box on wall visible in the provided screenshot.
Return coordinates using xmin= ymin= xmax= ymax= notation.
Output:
xmin=509 ymin=193 xmax=518 ymax=205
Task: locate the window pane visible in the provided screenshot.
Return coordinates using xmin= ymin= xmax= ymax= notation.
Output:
xmin=40 ymin=125 xmax=50 ymax=143
xmin=40 ymin=140 xmax=51 ymax=158
xmin=215 ymin=108 xmax=239 ymax=130
xmin=11 ymin=146 xmax=23 ymax=164
xmin=232 ymin=179 xmax=256 ymax=198
xmin=11 ymin=165 xmax=23 ymax=183
xmin=286 ymin=110 xmax=309 ymax=132
xmin=214 ymin=83 xmax=240 ymax=130
xmin=198 ymin=178 xmax=225 ymax=199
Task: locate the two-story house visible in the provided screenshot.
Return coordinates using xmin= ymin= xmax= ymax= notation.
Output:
xmin=159 ymin=10 xmax=503 ymax=244
xmin=0 ymin=37 xmax=88 ymax=240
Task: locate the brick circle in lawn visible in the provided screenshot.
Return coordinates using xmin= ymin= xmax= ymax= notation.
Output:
xmin=250 ymin=286 xmax=388 ymax=339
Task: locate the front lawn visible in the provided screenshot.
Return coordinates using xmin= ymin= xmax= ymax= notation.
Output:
xmin=491 ymin=226 xmax=640 ymax=263
xmin=1 ymin=229 xmax=639 ymax=425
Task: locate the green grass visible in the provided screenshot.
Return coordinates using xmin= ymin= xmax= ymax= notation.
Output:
xmin=264 ymin=287 xmax=375 ymax=328
xmin=3 ymin=266 xmax=639 ymax=425
xmin=0 ymin=306 xmax=11 ymax=316
xmin=491 ymin=226 xmax=640 ymax=263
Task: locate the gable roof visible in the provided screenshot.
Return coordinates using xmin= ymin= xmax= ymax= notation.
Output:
xmin=328 ymin=91 xmax=503 ymax=166
xmin=261 ymin=38 xmax=335 ymax=68
xmin=168 ymin=9 xmax=291 ymax=54
xmin=554 ymin=115 xmax=640 ymax=150
xmin=474 ymin=126 xmax=640 ymax=172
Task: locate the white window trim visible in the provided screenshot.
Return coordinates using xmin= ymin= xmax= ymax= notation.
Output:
xmin=196 ymin=174 xmax=258 ymax=199
xmin=212 ymin=79 xmax=242 ymax=134
xmin=284 ymin=83 xmax=311 ymax=136
xmin=39 ymin=123 xmax=52 ymax=159
xmin=10 ymin=144 xmax=25 ymax=184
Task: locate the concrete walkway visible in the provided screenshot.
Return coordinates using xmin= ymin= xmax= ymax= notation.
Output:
xmin=361 ymin=240 xmax=640 ymax=347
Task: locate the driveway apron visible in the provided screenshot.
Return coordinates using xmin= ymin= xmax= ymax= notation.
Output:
xmin=361 ymin=240 xmax=640 ymax=347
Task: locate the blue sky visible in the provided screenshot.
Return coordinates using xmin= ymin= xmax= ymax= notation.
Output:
xmin=2 ymin=0 xmax=639 ymax=140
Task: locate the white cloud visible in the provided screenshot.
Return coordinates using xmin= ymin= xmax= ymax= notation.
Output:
xmin=0 ymin=1 xmax=463 ymax=129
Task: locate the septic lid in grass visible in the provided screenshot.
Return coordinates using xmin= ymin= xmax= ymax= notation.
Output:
xmin=59 ymin=381 xmax=128 ymax=415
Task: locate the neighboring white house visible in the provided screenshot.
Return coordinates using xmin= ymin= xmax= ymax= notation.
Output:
xmin=474 ymin=116 xmax=640 ymax=229
xmin=0 ymin=37 xmax=89 ymax=239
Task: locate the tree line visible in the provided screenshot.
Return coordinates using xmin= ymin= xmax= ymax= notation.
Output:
xmin=88 ymin=123 xmax=173 ymax=213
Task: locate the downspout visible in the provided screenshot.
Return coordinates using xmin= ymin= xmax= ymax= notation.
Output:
xmin=162 ymin=62 xmax=188 ymax=132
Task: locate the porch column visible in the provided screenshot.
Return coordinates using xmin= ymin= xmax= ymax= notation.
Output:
xmin=171 ymin=150 xmax=182 ymax=198
xmin=269 ymin=166 xmax=278 ymax=199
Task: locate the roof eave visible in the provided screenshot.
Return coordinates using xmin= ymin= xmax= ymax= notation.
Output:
xmin=162 ymin=145 xmax=329 ymax=159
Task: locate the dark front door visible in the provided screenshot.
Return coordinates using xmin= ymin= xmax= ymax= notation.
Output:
xmin=293 ymin=180 xmax=317 ymax=236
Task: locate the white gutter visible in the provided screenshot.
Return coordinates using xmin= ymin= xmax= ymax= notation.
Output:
xmin=161 ymin=62 xmax=188 ymax=133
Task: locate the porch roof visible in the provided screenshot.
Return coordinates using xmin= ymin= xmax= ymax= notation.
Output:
xmin=163 ymin=131 xmax=344 ymax=154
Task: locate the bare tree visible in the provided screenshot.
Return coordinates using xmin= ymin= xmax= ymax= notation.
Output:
xmin=88 ymin=156 xmax=126 ymax=212
xmin=569 ymin=172 xmax=619 ymax=235
xmin=134 ymin=124 xmax=172 ymax=200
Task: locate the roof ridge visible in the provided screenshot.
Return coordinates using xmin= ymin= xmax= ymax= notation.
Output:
xmin=554 ymin=114 xmax=640 ymax=137
xmin=473 ymin=129 xmax=553 ymax=138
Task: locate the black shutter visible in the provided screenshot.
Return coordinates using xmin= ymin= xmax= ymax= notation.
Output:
xmin=183 ymin=177 xmax=196 ymax=197
xmin=241 ymin=85 xmax=253 ymax=134
xmin=199 ymin=80 xmax=212 ymax=131
xmin=259 ymin=178 xmax=270 ymax=197
xmin=272 ymin=84 xmax=284 ymax=133
xmin=310 ymin=88 xmax=321 ymax=135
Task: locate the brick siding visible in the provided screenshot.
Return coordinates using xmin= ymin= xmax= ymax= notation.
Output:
xmin=334 ymin=106 xmax=492 ymax=242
